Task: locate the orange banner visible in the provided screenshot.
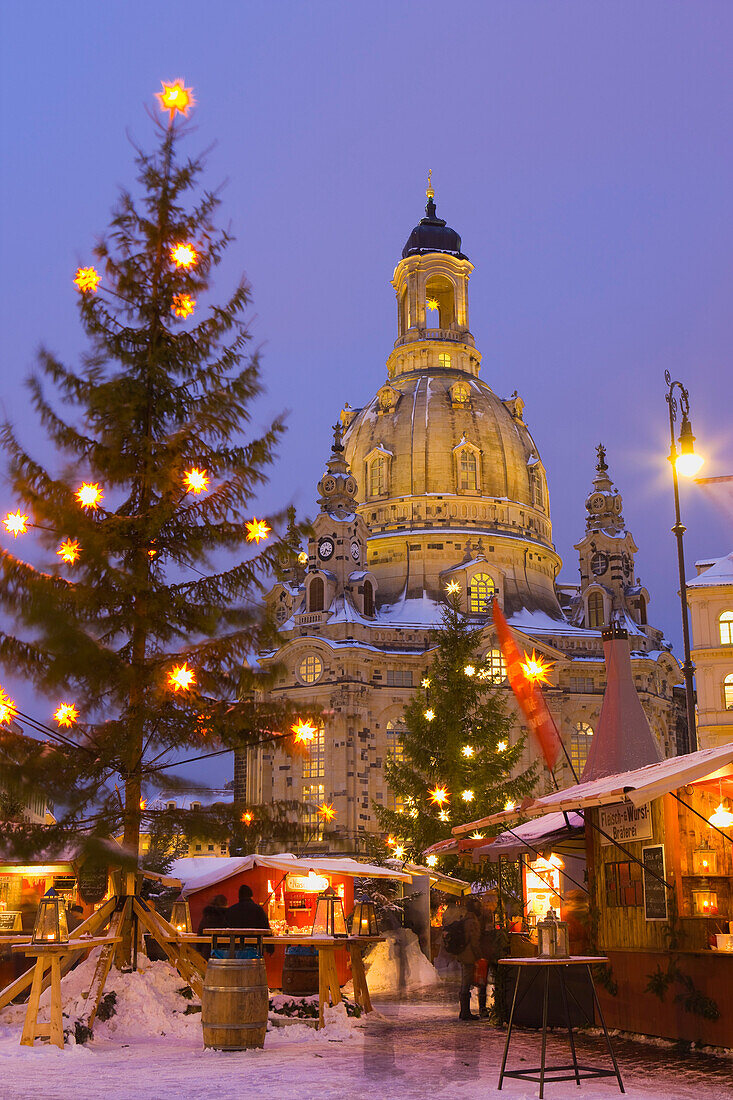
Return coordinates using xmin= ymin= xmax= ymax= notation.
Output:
xmin=492 ymin=599 xmax=563 ymax=771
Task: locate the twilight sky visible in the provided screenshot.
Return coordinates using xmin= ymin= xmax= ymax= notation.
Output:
xmin=1 ymin=2 xmax=732 ymax=788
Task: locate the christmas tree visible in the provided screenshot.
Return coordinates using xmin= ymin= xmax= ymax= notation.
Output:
xmin=374 ymin=590 xmax=536 ymax=866
xmin=0 ymin=81 xmax=309 ymax=868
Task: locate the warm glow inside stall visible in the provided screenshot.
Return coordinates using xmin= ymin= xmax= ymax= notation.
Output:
xmin=172 ymin=853 xmax=412 ymax=988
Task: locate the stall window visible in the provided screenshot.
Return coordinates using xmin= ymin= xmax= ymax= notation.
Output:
xmin=570 ymin=722 xmax=594 ymax=776
xmin=469 ymin=573 xmax=496 ymax=613
xmin=302 ymin=724 xmax=325 ymax=780
xmin=605 ymin=861 xmax=643 ymax=907
xmin=724 ymin=673 xmax=733 ymax=710
xmin=720 ymin=612 xmax=733 ymax=646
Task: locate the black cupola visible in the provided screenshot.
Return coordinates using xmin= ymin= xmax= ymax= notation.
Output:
xmin=402 ymin=195 xmax=467 ymax=260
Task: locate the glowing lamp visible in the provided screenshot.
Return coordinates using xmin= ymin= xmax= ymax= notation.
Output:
xmin=245 ymin=517 xmax=271 ymax=544
xmin=292 ymin=719 xmax=316 ymax=743
xmin=318 ymin=802 xmax=336 ymax=822
xmin=32 ymin=889 xmax=69 ymax=945
xmin=241 ymin=811 xmax=254 ymax=825
xmin=462 ymin=745 xmax=474 ymax=758
xmin=74 ymin=267 xmax=101 ymax=295
xmin=693 ymin=890 xmax=718 ymax=916
xmin=504 ymin=800 xmax=516 ymax=812
xmin=351 ymin=895 xmax=379 ymax=936
xmin=57 ymin=538 xmax=81 ymax=564
xmin=497 ymin=741 xmax=508 ymax=752
xmin=438 ymin=811 xmax=449 ymax=823
xmin=429 ymin=785 xmax=449 ymax=806
xmin=471 ymin=832 xmax=484 ymax=840
xmin=537 ymin=908 xmax=569 ymax=958
xmin=0 ymin=689 xmax=18 ymax=725
xmin=168 ymin=663 xmax=195 ymax=691
xmin=708 ymin=803 xmax=733 ymax=829
xmin=4 ymin=512 xmax=28 ymax=537
xmin=140 ymin=799 xmax=147 ymax=811
xmin=461 ymin=790 xmax=474 ymax=802
xmin=421 ymin=678 xmax=431 ymax=689
xmin=170 ymin=243 xmax=198 ymax=269
xmin=311 ymin=886 xmax=347 ymax=937
xmin=424 ymin=709 xmax=435 ymax=722
xmin=392 ymin=845 xmax=405 ymax=859
xmin=183 ymin=468 xmax=208 ymax=494
xmin=521 ymin=649 xmax=553 ymax=685
xmin=675 ymin=413 xmax=704 ymax=478
xmin=172 ymin=293 xmax=195 ymax=319
xmin=464 ymin=665 xmax=476 ymax=677
xmin=156 ymin=80 xmax=194 ymax=119
xmin=445 ymin=580 xmax=461 ymax=595
xmin=693 ymin=846 xmax=717 ymax=875
xmin=76 ymin=483 xmax=103 ymax=509
xmin=425 ymin=855 xmax=438 ymax=868
xmin=170 ymin=898 xmax=192 ymax=934
xmin=53 ymin=703 xmax=78 ymax=728
xmin=297 ymin=551 xmax=308 ymax=564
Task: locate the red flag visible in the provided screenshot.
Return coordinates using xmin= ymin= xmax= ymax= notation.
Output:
xmin=492 ymin=599 xmax=563 ymax=771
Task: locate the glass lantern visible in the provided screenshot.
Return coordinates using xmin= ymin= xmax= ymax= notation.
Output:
xmin=171 ymin=898 xmax=192 ymax=934
xmin=692 ymin=846 xmax=717 ymax=876
xmin=537 ymin=908 xmax=569 ymax=958
xmin=311 ymin=886 xmax=348 ymax=937
xmin=32 ymin=889 xmax=69 ymax=945
xmin=693 ymin=890 xmax=718 ymax=916
xmin=351 ymin=895 xmax=379 ymax=937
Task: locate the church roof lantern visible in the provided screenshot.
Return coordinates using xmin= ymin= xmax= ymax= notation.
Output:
xmin=585 ymin=443 xmax=625 ymax=535
xmin=402 ymin=174 xmax=467 ymax=260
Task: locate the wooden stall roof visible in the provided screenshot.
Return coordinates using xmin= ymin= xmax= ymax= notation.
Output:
xmin=452 ymin=743 xmax=733 ymax=836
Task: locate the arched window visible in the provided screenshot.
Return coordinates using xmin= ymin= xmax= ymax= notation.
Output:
xmin=386 ymin=720 xmax=406 ymax=812
xmin=451 ymin=381 xmax=470 ymax=405
xmin=363 ymin=580 xmax=374 ymax=617
xmin=425 ymin=275 xmax=455 ymax=328
xmin=529 ymin=468 xmax=544 ymax=510
xmin=469 ymin=573 xmax=496 ymax=614
xmin=369 ymin=455 xmax=387 ymax=497
xmin=484 ymin=647 xmax=507 ymax=683
xmin=298 ymin=653 xmax=323 ymax=684
xmin=459 ymin=450 xmax=478 ymax=491
xmin=302 ymin=724 xmax=325 ymax=779
xmin=309 ymin=576 xmax=324 ymax=612
xmin=587 ymin=591 xmax=605 ymax=630
xmin=724 ymin=674 xmax=733 ymax=710
xmin=570 ymin=722 xmax=594 ymax=776
xmin=635 ymin=596 xmax=647 ymax=626
xmin=720 ymin=612 xmax=733 ymax=646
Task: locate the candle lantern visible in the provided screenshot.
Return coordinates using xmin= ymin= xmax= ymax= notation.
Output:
xmin=311 ymin=886 xmax=347 ymax=937
xmin=537 ymin=908 xmax=569 ymax=958
xmin=171 ymin=898 xmax=192 ymax=934
xmin=692 ymin=846 xmax=717 ymax=876
xmin=351 ymin=895 xmax=379 ymax=937
xmin=32 ymin=889 xmax=69 ymax=945
xmin=692 ymin=890 xmax=718 ymax=916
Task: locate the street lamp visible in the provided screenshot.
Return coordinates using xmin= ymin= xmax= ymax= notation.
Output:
xmin=665 ymin=370 xmax=704 ymax=753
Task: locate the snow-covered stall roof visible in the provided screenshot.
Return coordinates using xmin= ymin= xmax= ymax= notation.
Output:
xmin=424 ymin=812 xmax=584 ymax=862
xmin=452 ymin=743 xmax=733 ymax=835
xmin=172 ymin=853 xmax=414 ymax=896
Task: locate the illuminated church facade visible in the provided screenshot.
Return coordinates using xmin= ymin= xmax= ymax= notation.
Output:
xmin=239 ymin=186 xmax=683 ymax=847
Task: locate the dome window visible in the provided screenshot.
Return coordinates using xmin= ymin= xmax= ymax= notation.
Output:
xmin=365 ymin=446 xmax=392 ymax=499
xmin=453 ymin=438 xmax=481 ymax=494
xmin=298 ymin=653 xmax=324 ymax=685
xmin=469 ymin=573 xmax=496 ymax=614
xmin=450 ymin=381 xmax=470 ymax=407
xmin=377 ymin=385 xmax=398 ymax=414
xmin=438 ymin=352 xmax=452 ymax=369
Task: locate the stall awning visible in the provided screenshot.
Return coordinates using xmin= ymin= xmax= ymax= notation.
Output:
xmin=472 ymin=812 xmax=585 ymax=862
xmin=172 ymin=853 xmax=414 ymax=896
xmin=452 ymin=743 xmax=733 ymax=836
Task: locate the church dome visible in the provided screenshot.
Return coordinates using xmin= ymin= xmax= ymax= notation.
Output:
xmin=402 ymin=196 xmax=467 ymax=260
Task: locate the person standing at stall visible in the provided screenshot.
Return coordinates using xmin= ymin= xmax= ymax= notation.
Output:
xmin=442 ymin=894 xmax=482 ymax=1020
xmin=221 ymin=884 xmax=273 ymax=960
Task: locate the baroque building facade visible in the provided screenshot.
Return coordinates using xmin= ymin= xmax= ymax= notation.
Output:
xmin=687 ymin=551 xmax=733 ymax=749
xmin=240 ymin=188 xmax=683 ymax=848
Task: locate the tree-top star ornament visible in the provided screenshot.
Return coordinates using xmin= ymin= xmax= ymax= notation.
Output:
xmin=156 ymin=79 xmax=194 ymax=121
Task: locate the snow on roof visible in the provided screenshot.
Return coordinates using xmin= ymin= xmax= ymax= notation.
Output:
xmin=475 ymin=811 xmax=585 ymax=862
xmin=377 ymin=592 xmax=443 ymax=627
xmin=687 ymin=551 xmax=733 ymax=589
xmin=173 ymin=852 xmax=414 ymax=895
xmin=506 ymin=607 xmax=597 ymax=637
xmin=453 ymin=743 xmax=733 ymax=834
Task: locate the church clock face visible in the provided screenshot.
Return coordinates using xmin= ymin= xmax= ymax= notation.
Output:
xmin=350 ymin=540 xmax=360 ymax=562
xmin=318 ymin=537 xmax=334 ymax=561
xmin=591 ymin=551 xmax=609 ymax=576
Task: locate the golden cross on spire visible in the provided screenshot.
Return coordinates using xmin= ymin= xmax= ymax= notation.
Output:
xmin=426 ymin=169 xmax=434 ymax=201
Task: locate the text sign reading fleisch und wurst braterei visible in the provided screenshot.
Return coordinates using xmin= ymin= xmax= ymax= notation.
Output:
xmin=598 ymin=801 xmax=653 ymax=846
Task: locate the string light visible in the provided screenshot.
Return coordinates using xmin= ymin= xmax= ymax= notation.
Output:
xmin=170 ymin=243 xmax=198 ymax=269
xmin=462 ymin=745 xmax=474 ymax=758
xmin=424 ymin=708 xmax=435 ymax=721
xmin=426 ymin=854 xmax=438 ymax=867
xmin=172 ymin=293 xmax=195 ymax=318
xmin=464 ymin=664 xmax=475 ymax=677
xmin=318 ymin=803 xmax=336 ymax=822
xmin=156 ymin=80 xmax=194 ymax=119
xmin=245 ymin=518 xmax=271 ymax=544
xmin=167 ymin=663 xmax=195 ymax=691
xmin=292 ymin=719 xmax=316 ymax=743
xmin=53 ymin=703 xmax=78 ymax=728
xmin=74 ymin=267 xmax=101 ymax=295
xmin=3 ymin=512 xmax=28 ymax=537
xmin=0 ymin=689 xmax=18 ymax=725
xmin=461 ymin=789 xmax=474 ymax=802
xmin=429 ymin=785 xmax=449 ymax=806
xmin=57 ymin=539 xmax=81 ymax=564
xmin=241 ymin=811 xmax=254 ymax=825
xmin=76 ymin=483 xmax=103 ymax=509
xmin=183 ymin=468 xmax=209 ymax=494
xmin=520 ymin=649 xmax=554 ymax=685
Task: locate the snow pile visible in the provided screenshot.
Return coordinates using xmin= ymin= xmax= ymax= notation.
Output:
xmin=361 ymin=929 xmax=440 ymax=993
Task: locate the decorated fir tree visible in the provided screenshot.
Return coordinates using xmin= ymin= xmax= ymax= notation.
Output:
xmin=0 ymin=81 xmax=309 ymax=867
xmin=374 ymin=591 xmax=537 ymax=865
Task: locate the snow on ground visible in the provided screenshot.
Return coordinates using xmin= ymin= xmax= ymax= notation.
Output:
xmin=0 ymin=961 xmax=731 ymax=1099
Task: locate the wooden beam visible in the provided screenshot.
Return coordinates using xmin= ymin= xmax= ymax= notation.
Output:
xmin=78 ymin=898 xmax=131 ymax=1030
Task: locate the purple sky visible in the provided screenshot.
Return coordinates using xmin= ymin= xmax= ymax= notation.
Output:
xmin=1 ymin=3 xmax=732 ymax=788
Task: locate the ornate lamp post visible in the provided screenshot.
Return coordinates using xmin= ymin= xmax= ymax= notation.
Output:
xmin=665 ymin=370 xmax=704 ymax=754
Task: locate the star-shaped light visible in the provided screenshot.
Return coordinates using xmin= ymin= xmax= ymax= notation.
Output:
xmin=245 ymin=517 xmax=271 ymax=544
xmin=504 ymin=799 xmax=516 ymax=812
xmin=464 ymin=664 xmax=475 ymax=677
xmin=438 ymin=810 xmax=450 ymax=822
xmin=292 ymin=719 xmax=317 ymax=743
xmin=318 ymin=803 xmax=337 ymax=822
xmin=140 ymin=798 xmax=147 ymax=811
xmin=392 ymin=845 xmax=405 ymax=860
xmin=241 ymin=811 xmax=254 ymax=825
xmin=462 ymin=745 xmax=474 ymax=758
xmin=521 ymin=649 xmax=554 ymax=685
xmin=170 ymin=242 xmax=198 ymax=268
xmin=57 ymin=538 xmax=81 ymax=564
xmin=0 ymin=689 xmax=17 ymax=725
xmin=76 ymin=483 xmax=103 ymax=509
xmin=421 ymin=678 xmax=431 ymax=689
xmin=168 ymin=663 xmax=195 ymax=691
xmin=386 ymin=835 xmax=397 ymax=847
xmin=461 ymin=789 xmax=474 ymax=802
xmin=3 ymin=512 xmax=28 ymax=537
xmin=74 ymin=266 xmax=101 ymax=295
xmin=445 ymin=580 xmax=461 ymax=595
xmin=424 ymin=708 xmax=435 ymax=722
xmin=172 ymin=293 xmax=195 ymax=319
xmin=471 ymin=831 xmax=484 ymax=840
xmin=425 ymin=854 xmax=438 ymax=867
xmin=426 ymin=298 xmax=439 ymax=311
xmin=497 ymin=740 xmax=508 ymax=752
xmin=183 ymin=468 xmax=209 ymax=494
xmin=53 ymin=703 xmax=78 ymax=728
xmin=157 ymin=80 xmax=194 ymax=119
xmin=429 ymin=785 xmax=449 ymax=806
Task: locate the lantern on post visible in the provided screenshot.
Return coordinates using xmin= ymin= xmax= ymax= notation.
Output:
xmin=32 ymin=889 xmax=69 ymax=945
xmin=171 ymin=898 xmax=192 ymax=934
xmin=311 ymin=886 xmax=347 ymax=937
xmin=351 ymin=895 xmax=379 ymax=937
xmin=536 ymin=908 xmax=569 ymax=959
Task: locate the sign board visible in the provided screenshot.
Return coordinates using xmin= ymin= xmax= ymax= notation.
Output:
xmin=77 ymin=864 xmax=108 ymax=905
xmin=0 ymin=911 xmax=22 ymax=932
xmin=642 ymin=845 xmax=668 ymax=921
xmin=285 ymin=873 xmax=329 ymax=893
xmin=598 ymin=801 xmax=653 ymax=846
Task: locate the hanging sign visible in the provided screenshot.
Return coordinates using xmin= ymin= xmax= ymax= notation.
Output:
xmin=642 ymin=845 xmax=668 ymax=921
xmin=598 ymin=802 xmax=653 ymax=846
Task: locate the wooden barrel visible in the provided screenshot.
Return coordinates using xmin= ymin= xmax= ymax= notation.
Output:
xmin=201 ymin=957 xmax=269 ymax=1050
xmin=282 ymin=952 xmax=319 ymax=996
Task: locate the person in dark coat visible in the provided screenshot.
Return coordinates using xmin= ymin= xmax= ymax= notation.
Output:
xmin=223 ymin=884 xmax=271 ymax=930
xmin=443 ymin=894 xmax=482 ymax=1020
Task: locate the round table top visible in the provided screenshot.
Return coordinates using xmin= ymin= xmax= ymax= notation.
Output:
xmin=498 ymin=955 xmax=608 ymax=966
